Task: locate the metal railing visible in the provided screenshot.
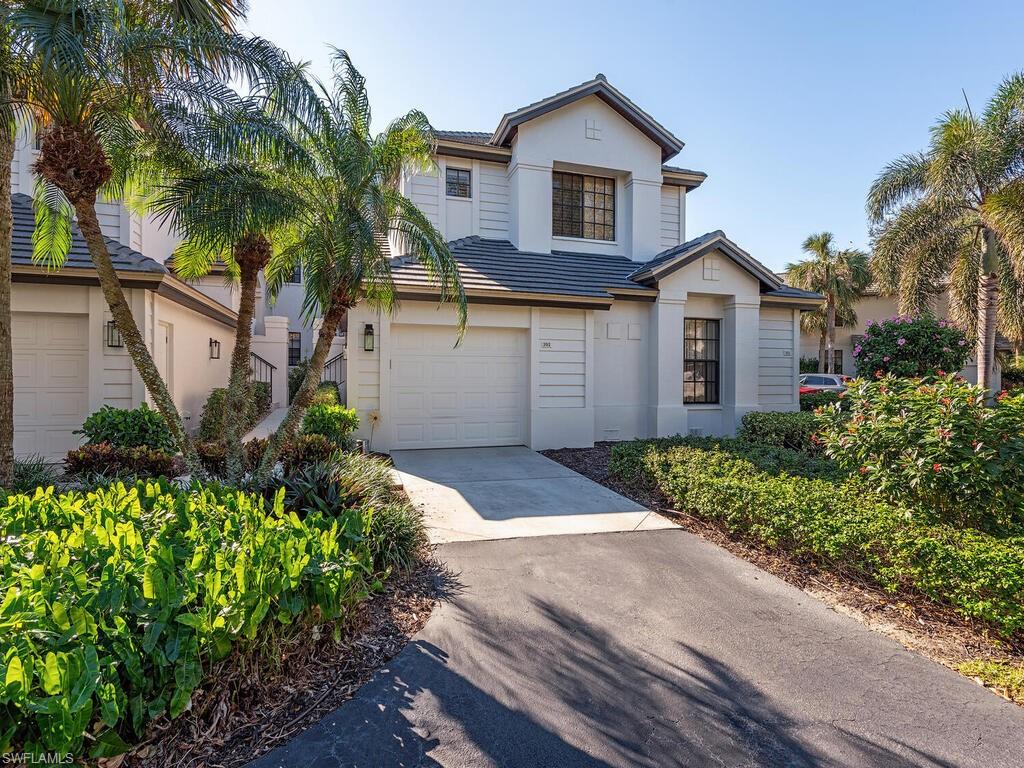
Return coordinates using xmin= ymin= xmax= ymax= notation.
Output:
xmin=322 ymin=353 xmax=344 ymax=390
xmin=249 ymin=351 xmax=277 ymax=404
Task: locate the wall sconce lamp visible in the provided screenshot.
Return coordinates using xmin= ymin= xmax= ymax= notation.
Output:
xmin=363 ymin=323 xmax=375 ymax=352
xmin=209 ymin=338 xmax=221 ymax=359
xmin=105 ymin=320 xmax=123 ymax=348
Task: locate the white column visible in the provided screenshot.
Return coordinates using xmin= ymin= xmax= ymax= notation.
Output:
xmin=648 ymin=292 xmax=686 ymax=437
xmin=508 ymin=161 xmax=552 ymax=252
xmin=254 ymin=315 xmax=289 ymax=408
xmin=722 ymin=300 xmax=761 ymax=433
xmin=625 ymin=177 xmax=662 ymax=261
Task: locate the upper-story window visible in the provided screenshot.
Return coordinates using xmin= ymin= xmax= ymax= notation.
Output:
xmin=552 ymin=171 xmax=615 ymax=241
xmin=286 ymin=265 xmax=302 ymax=284
xmin=446 ymin=167 xmax=471 ymax=198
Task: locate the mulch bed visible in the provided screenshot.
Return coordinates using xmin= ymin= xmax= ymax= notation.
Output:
xmin=117 ymin=556 xmax=454 ymax=768
xmin=542 ymin=443 xmax=1024 ymax=703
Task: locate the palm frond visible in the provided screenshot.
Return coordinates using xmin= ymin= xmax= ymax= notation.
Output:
xmin=30 ymin=177 xmax=72 ymax=269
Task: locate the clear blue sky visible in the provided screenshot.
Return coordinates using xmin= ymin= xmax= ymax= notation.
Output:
xmin=243 ymin=0 xmax=1024 ymax=271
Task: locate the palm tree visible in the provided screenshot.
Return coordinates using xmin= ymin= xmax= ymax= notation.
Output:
xmin=868 ymin=74 xmax=1024 ymax=393
xmin=254 ymin=50 xmax=466 ymax=480
xmin=8 ymin=0 xmax=287 ymax=474
xmin=799 ymin=302 xmax=857 ymax=374
xmin=142 ymin=90 xmax=306 ymax=482
xmin=786 ymin=233 xmax=871 ymax=374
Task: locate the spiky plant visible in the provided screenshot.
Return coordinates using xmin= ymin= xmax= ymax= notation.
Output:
xmin=868 ymin=73 xmax=1024 ymax=393
xmin=786 ymin=232 xmax=871 ymax=374
xmin=7 ymin=0 xmax=290 ymax=474
xmin=254 ymin=50 xmax=466 ymax=480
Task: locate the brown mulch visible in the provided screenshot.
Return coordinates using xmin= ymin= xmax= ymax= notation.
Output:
xmin=542 ymin=443 xmax=1024 ymax=702
xmin=117 ymin=556 xmax=455 ymax=768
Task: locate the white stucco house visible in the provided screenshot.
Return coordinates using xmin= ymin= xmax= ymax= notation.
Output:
xmin=344 ymin=74 xmax=821 ymax=452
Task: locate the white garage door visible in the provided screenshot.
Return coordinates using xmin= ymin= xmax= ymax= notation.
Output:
xmin=13 ymin=313 xmax=90 ymax=461
xmin=390 ymin=324 xmax=527 ymax=449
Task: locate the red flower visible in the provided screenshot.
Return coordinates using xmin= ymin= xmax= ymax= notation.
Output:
xmin=859 ymin=466 xmax=869 ymax=474
xmin=874 ymin=370 xmax=884 ymax=378
xmin=997 ymin=390 xmax=1009 ymax=401
xmin=932 ymin=463 xmax=941 ymax=473
xmin=940 ymin=397 xmax=951 ymax=406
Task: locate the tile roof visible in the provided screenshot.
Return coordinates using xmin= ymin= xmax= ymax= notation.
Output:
xmin=391 ymin=237 xmax=651 ymax=301
xmin=11 ymin=193 xmax=166 ymax=274
xmin=629 ymin=231 xmax=724 ymax=278
xmin=434 ymin=130 xmax=493 ymax=145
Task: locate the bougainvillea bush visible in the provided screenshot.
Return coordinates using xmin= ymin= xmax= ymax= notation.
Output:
xmin=816 ymin=374 xmax=1024 ymax=530
xmin=852 ymin=313 xmax=969 ymax=378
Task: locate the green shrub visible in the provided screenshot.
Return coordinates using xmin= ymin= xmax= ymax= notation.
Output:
xmin=302 ymin=403 xmax=359 ymax=446
xmin=198 ymin=382 xmax=272 ymax=442
xmin=312 ymin=381 xmax=340 ymax=406
xmin=739 ymin=410 xmax=820 ymax=453
xmin=196 ymin=440 xmax=228 ymax=476
xmin=77 ymin=404 xmax=174 ymax=452
xmin=8 ymin=454 xmax=59 ymax=493
xmin=817 ymin=374 xmax=1024 ymax=530
xmin=1004 ymin=363 xmax=1024 ymax=391
xmin=242 ymin=434 xmax=338 ymax=476
xmin=630 ymin=441 xmax=1024 ymax=636
xmin=288 ymin=358 xmax=309 ymax=402
xmin=800 ymin=390 xmax=846 ymax=411
xmin=366 ymin=502 xmax=427 ymax=573
xmin=853 ymin=313 xmax=968 ymax=378
xmin=0 ymin=481 xmax=375 ymax=756
xmin=799 ymin=356 xmax=820 ymax=374
xmin=64 ymin=442 xmax=182 ymax=479
xmin=283 ymin=460 xmax=362 ymax=517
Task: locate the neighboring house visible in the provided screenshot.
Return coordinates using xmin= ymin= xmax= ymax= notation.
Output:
xmin=9 ymin=193 xmax=236 ymax=460
xmin=795 ymin=286 xmax=1006 ymax=387
xmin=345 ymin=74 xmax=822 ymax=451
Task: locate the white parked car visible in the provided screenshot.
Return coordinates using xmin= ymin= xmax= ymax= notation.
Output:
xmin=799 ymin=373 xmax=848 ymax=393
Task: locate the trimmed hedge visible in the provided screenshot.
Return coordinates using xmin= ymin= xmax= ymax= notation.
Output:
xmin=611 ymin=438 xmax=1024 ymax=637
xmin=302 ymin=404 xmax=359 ymax=446
xmin=77 ymin=404 xmax=174 ymax=452
xmin=739 ymin=410 xmax=819 ymax=453
xmin=0 ymin=481 xmax=376 ymax=756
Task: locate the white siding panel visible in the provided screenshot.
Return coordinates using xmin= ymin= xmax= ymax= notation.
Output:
xmin=479 ymin=162 xmax=510 ymax=239
xmin=538 ymin=309 xmax=586 ymax=408
xmin=407 ymin=169 xmax=441 ymax=229
xmin=660 ymin=186 xmax=681 ymax=249
xmin=758 ymin=308 xmax=796 ymax=404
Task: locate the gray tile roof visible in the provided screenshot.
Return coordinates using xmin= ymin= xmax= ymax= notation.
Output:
xmin=762 ymin=285 xmax=824 ymax=300
xmin=391 ymin=237 xmax=651 ymax=301
xmin=11 ymin=193 xmax=166 ymax=274
xmin=629 ymin=231 xmax=724 ymax=278
xmin=661 ymin=164 xmax=708 ymax=179
xmin=435 ymin=130 xmax=493 ymax=145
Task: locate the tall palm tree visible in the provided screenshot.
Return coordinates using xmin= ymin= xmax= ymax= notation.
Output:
xmin=799 ymin=301 xmax=857 ymax=374
xmin=868 ymin=74 xmax=1024 ymax=393
xmin=142 ymin=90 xmax=306 ymax=482
xmin=8 ymin=0 xmax=287 ymax=474
xmin=786 ymin=232 xmax=871 ymax=374
xmin=254 ymin=50 xmax=466 ymax=480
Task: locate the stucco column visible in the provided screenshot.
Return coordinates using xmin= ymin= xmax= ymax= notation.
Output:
xmin=254 ymin=315 xmax=289 ymax=408
xmin=625 ymin=177 xmax=662 ymax=261
xmin=648 ymin=292 xmax=686 ymax=437
xmin=508 ymin=161 xmax=552 ymax=252
xmin=722 ymin=300 xmax=761 ymax=434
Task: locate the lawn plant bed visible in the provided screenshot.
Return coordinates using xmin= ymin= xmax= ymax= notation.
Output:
xmin=121 ymin=555 xmax=451 ymax=768
xmin=541 ymin=442 xmax=1024 ymax=706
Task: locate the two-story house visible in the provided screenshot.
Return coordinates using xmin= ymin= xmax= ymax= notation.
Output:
xmin=344 ymin=75 xmax=821 ymax=451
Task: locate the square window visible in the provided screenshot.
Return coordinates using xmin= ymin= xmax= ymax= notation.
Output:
xmin=286 ymin=265 xmax=302 ymax=284
xmin=552 ymin=171 xmax=614 ymax=241
xmin=446 ymin=167 xmax=471 ymax=198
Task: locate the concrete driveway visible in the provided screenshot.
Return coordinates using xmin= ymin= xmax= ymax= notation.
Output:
xmin=251 ymin=529 xmax=1024 ymax=768
xmin=390 ymin=446 xmax=674 ymax=543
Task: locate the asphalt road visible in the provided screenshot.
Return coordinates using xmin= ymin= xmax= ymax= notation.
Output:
xmin=251 ymin=529 xmax=1024 ymax=767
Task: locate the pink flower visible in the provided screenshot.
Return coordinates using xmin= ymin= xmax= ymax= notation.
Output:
xmin=897 ymin=338 xmax=906 ymax=346
xmin=883 ymin=355 xmax=890 ymax=362
xmin=957 ymin=339 xmax=966 ymax=346
xmin=865 ymin=319 xmax=874 ymax=328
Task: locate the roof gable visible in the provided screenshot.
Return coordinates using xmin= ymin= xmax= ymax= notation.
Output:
xmin=630 ymin=231 xmax=784 ymax=291
xmin=491 ymin=74 xmax=685 ymax=162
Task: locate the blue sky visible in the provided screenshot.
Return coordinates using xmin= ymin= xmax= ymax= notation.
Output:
xmin=244 ymin=0 xmax=1024 ymax=271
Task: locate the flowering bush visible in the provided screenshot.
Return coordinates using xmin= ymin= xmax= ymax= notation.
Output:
xmin=816 ymin=374 xmax=1024 ymax=530
xmin=853 ymin=313 xmax=969 ymax=378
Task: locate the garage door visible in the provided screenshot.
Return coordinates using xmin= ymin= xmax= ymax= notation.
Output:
xmin=390 ymin=324 xmax=527 ymax=449
xmin=13 ymin=313 xmax=90 ymax=461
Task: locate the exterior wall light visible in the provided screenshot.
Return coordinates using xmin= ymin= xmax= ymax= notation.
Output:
xmin=209 ymin=338 xmax=221 ymax=359
xmin=363 ymin=323 xmax=374 ymax=352
xmin=105 ymin=320 xmax=123 ymax=348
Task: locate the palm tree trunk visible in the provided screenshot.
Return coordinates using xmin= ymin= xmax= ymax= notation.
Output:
xmin=817 ymin=332 xmax=826 ymax=373
xmin=73 ymin=202 xmax=202 ymax=475
xmin=977 ymin=272 xmax=998 ymax=393
xmin=223 ymin=242 xmax=267 ymax=483
xmin=255 ymin=296 xmax=347 ymax=481
xmin=825 ymin=295 xmax=836 ymax=375
xmin=0 ymin=129 xmax=14 ymax=487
